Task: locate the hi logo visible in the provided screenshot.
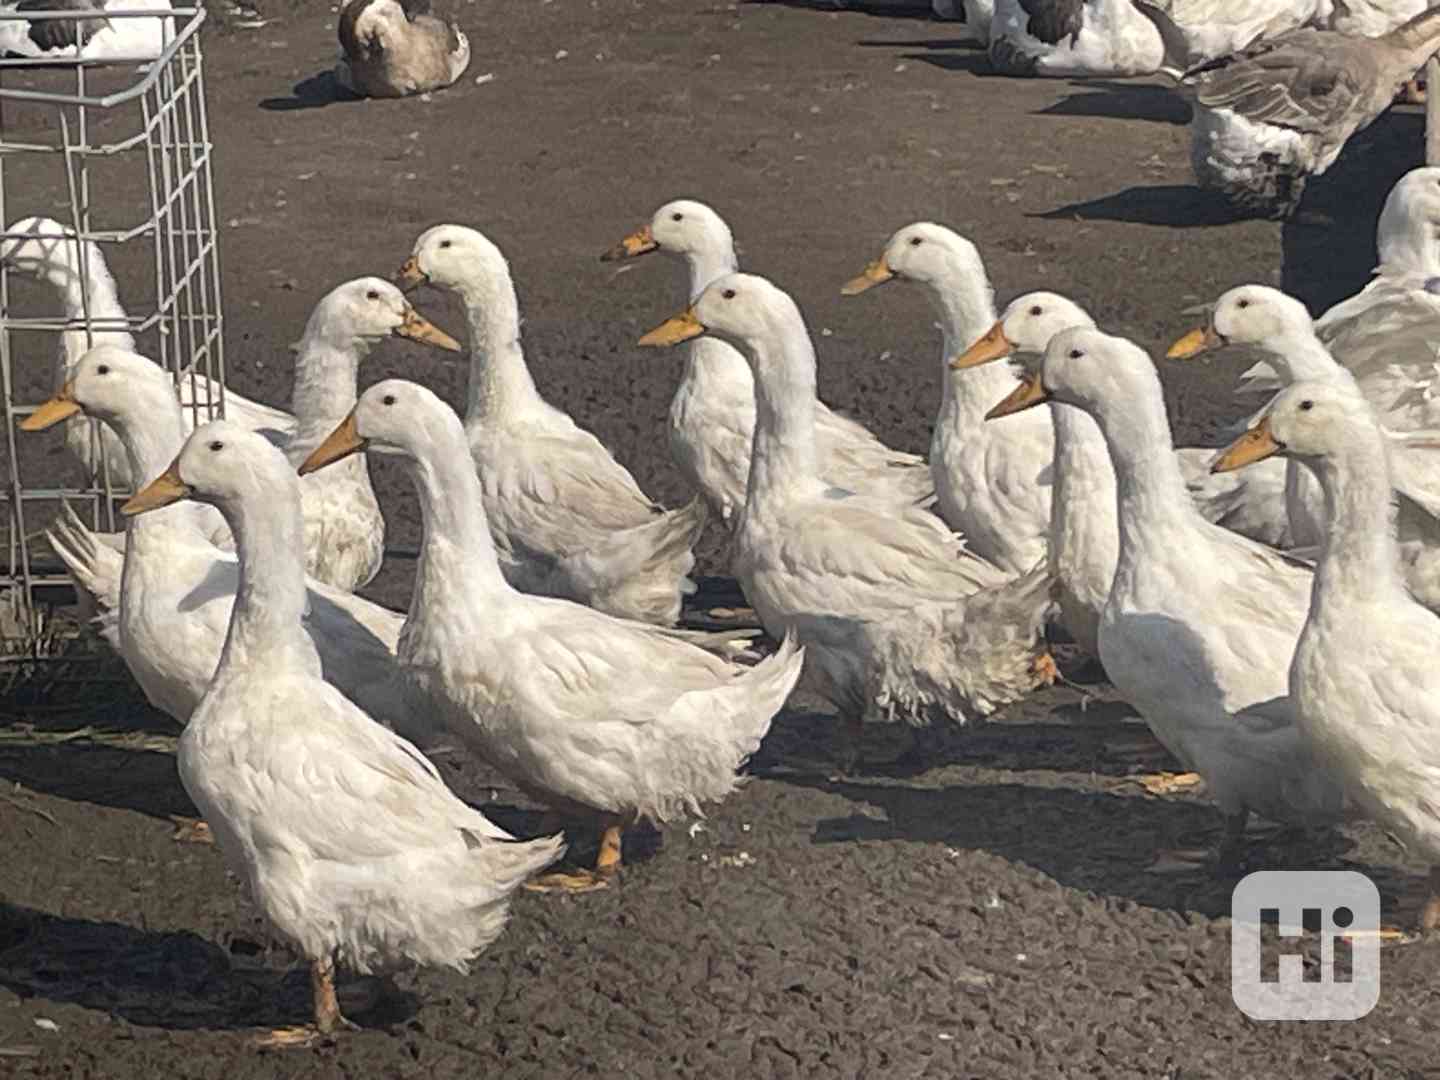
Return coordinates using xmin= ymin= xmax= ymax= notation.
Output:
xmin=1230 ymin=870 xmax=1381 ymax=1020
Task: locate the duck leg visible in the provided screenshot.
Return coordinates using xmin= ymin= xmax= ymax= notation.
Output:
xmin=251 ymin=955 xmax=358 ymax=1049
xmin=1401 ymin=77 xmax=1426 ymax=105
xmin=1418 ymin=866 xmax=1440 ymax=933
xmin=595 ymin=824 xmax=623 ymax=877
xmin=524 ymin=824 xmax=617 ymax=894
xmin=169 ymin=815 xmax=214 ymax=844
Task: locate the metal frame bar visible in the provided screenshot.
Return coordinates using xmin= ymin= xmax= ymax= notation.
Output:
xmin=0 ymin=6 xmax=223 ymax=641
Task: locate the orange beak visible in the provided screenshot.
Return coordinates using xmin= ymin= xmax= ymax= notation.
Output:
xmin=20 ymin=380 xmax=81 ymax=430
xmin=600 ymin=224 xmax=658 ymax=262
xmin=638 ymin=309 xmax=706 ymax=348
xmin=1166 ymin=325 xmax=1225 ymax=360
xmin=839 ymin=257 xmax=894 ymax=297
xmin=985 ymin=372 xmax=1050 ymax=420
xmin=1211 ymin=415 xmax=1284 ymax=473
xmin=299 ymin=411 xmax=367 ymax=476
xmin=122 ymin=459 xmax=191 ymax=516
xmin=395 ymin=255 xmax=427 ymax=291
xmin=394 ymin=304 xmax=462 ymax=352
xmin=950 ymin=322 xmax=1014 ymax=370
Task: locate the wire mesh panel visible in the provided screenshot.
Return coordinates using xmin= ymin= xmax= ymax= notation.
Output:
xmin=0 ymin=6 xmax=224 ymax=645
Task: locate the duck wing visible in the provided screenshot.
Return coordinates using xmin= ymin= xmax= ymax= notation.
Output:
xmin=1183 ymin=31 xmax=1369 ymax=134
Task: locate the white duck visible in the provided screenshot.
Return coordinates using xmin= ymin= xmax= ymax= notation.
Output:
xmin=336 ymin=0 xmax=470 ymax=98
xmin=1240 ymin=167 xmax=1440 ymax=432
xmin=300 ymin=379 xmax=804 ymax=891
xmin=987 ymin=326 xmax=1344 ymax=863
xmin=396 ymin=224 xmax=704 ymax=625
xmin=1168 ymin=284 xmax=1440 ymax=608
xmin=21 ymin=346 xmax=420 ymax=741
xmin=0 ymin=0 xmax=172 ymax=61
xmin=987 ymin=0 xmax=1166 ymax=77
xmin=282 ymin=276 xmax=462 ymax=592
xmin=1181 ymin=9 xmax=1440 ymax=217
xmin=600 ymin=199 xmax=932 ymax=526
xmin=842 ymin=222 xmax=1054 ymax=576
xmin=2 ymin=216 xmax=291 ymax=488
xmin=121 ymin=420 xmax=562 ymax=1046
xmin=1214 ymin=380 xmax=1440 ymax=930
xmin=639 ymin=273 xmax=1057 ymax=750
xmin=932 ymin=0 xmax=994 ymax=43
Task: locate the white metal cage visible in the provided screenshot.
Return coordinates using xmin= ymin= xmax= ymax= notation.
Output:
xmin=0 ymin=5 xmax=224 ymax=644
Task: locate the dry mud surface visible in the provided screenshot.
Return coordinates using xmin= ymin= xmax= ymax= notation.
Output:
xmin=2 ymin=1 xmax=1439 ymax=1076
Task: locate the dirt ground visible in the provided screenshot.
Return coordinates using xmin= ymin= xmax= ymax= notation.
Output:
xmin=3 ymin=0 xmax=1439 ymax=1075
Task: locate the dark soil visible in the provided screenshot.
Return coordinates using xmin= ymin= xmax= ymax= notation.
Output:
xmin=3 ymin=1 xmax=1439 ymax=1076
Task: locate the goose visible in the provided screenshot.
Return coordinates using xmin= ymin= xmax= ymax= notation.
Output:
xmin=396 ymin=224 xmax=705 ymax=626
xmin=1213 ymin=379 xmax=1440 ymax=931
xmin=121 ymin=420 xmax=562 ymax=1046
xmin=1 ymin=216 xmax=290 ymax=489
xmin=600 ymin=199 xmax=932 ymax=526
xmin=639 ymin=273 xmax=1057 ymax=757
xmin=336 ymin=0 xmax=470 ymax=99
xmin=299 ymin=379 xmax=804 ymax=891
xmin=987 ymin=0 xmax=1166 ymax=77
xmin=1181 ymin=8 xmax=1440 ymax=217
xmin=0 ymin=0 xmax=171 ymax=61
xmin=984 ymin=325 xmax=1343 ymax=864
xmin=20 ymin=346 xmax=423 ymax=743
xmin=842 ymin=222 xmax=1054 ymax=576
xmin=1239 ymin=167 xmax=1440 ymax=428
xmin=1167 ymin=283 xmax=1440 ymax=608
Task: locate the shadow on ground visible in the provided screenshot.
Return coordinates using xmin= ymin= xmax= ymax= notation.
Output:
xmin=260 ymin=71 xmax=362 ymax=112
xmin=0 ymin=903 xmax=418 ymax=1032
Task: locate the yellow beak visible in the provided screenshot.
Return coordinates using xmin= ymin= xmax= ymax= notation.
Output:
xmin=839 ymin=257 xmax=894 ymax=297
xmin=20 ymin=381 xmax=81 ymax=430
xmin=600 ymin=224 xmax=658 ymax=262
xmin=950 ymin=321 xmax=1014 ymax=370
xmin=985 ymin=372 xmax=1051 ymax=420
xmin=299 ymin=411 xmax=367 ymax=476
xmin=637 ymin=309 xmax=706 ymax=348
xmin=1166 ymin=325 xmax=1224 ymax=360
xmin=395 ymin=255 xmax=427 ymax=291
xmin=1211 ymin=415 xmax=1284 ymax=473
xmin=122 ymin=459 xmax=192 ymax=516
xmin=395 ymin=304 xmax=463 ymax=352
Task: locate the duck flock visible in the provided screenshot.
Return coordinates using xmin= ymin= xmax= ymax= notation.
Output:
xmin=10 ymin=119 xmax=1440 ymax=1037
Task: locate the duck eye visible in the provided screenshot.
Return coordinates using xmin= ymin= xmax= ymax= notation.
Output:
xmin=1299 ymin=400 xmax=1314 ymax=411
xmin=366 ymin=289 xmax=379 ymax=300
xmin=208 ymin=440 xmax=223 ymax=452
xmin=1028 ymin=306 xmax=1042 ymax=317
xmin=909 ymin=237 xmax=923 ymax=247
xmin=383 ymin=394 xmax=397 ymax=406
xmin=1237 ymin=299 xmax=1250 ymax=309
xmin=1068 ymin=349 xmax=1082 ymax=359
xmin=671 ymin=212 xmax=683 ymax=222
xmin=722 ymin=288 xmax=736 ymax=300
xmin=96 ymin=364 xmax=110 ymax=375
xmin=439 ymin=239 xmax=452 ymax=249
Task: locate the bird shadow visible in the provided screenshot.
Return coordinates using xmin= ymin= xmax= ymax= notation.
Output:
xmin=259 ymin=70 xmax=362 ymax=113
xmin=1037 ymin=80 xmax=1191 ymax=125
xmin=744 ymin=0 xmax=940 ymax=18
xmin=782 ymin=768 xmax=1431 ymax=925
xmin=1280 ymin=108 xmax=1424 ymax=314
xmin=1031 ymin=183 xmax=1248 ymax=228
xmin=0 ymin=902 xmax=420 ymax=1032
xmin=751 ymin=696 xmax=1179 ymax=783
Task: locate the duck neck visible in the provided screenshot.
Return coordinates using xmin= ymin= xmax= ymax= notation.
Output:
xmin=214 ymin=482 xmax=313 ymax=677
xmin=1089 ymin=377 xmax=1198 ymax=563
xmin=114 ymin=391 xmax=186 ymax=489
xmin=290 ymin=337 xmax=366 ymax=451
xmin=744 ymin=314 xmax=820 ymax=516
xmin=454 ymin=269 xmax=541 ymax=423
xmin=1257 ymin=329 xmax=1340 ymax=384
xmin=1309 ymin=435 xmax=1406 ymax=611
xmin=56 ymin=244 xmax=125 ymax=322
xmin=921 ymin=262 xmax=1005 ymax=418
xmin=1049 ymin=401 xmax=1118 ymax=562
xmin=682 ymin=245 xmax=738 ymax=302
xmin=406 ymin=422 xmax=511 ymax=623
